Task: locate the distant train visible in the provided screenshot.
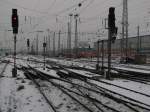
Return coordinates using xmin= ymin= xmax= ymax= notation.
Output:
xmin=94 ymin=35 xmax=150 ymax=57
xmin=62 ymin=35 xmax=150 ymax=59
xmin=63 ymin=49 xmax=96 ymax=58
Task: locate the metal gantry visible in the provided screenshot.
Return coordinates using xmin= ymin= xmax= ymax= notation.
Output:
xmin=121 ymin=0 xmax=128 ymax=60
xmin=74 ymin=14 xmax=79 ymax=58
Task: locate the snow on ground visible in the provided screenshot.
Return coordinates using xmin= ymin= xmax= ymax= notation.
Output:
xmin=46 ymin=58 xmax=95 ymax=69
xmin=68 ymin=69 xmax=100 ymax=77
xmin=90 ymin=79 xmax=150 ymax=109
xmin=46 ymin=57 xmax=150 ymax=74
xmin=35 ymin=67 xmax=59 ymax=78
xmin=103 ymin=79 xmax=150 ymax=95
xmin=114 ymin=66 xmax=150 ymax=74
xmin=0 ymin=61 xmax=51 ymax=112
xmin=1 ymin=56 xmax=150 ymax=112
xmin=39 ymin=80 xmax=90 ymax=112
xmin=0 ymin=57 xmax=96 ymax=112
xmin=116 ymin=64 xmax=150 ymax=70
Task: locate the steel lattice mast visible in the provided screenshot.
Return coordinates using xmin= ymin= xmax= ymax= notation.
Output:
xmin=121 ymin=0 xmax=128 ymax=59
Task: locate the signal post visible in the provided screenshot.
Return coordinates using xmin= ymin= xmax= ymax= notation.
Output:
xmin=43 ymin=42 xmax=46 ymax=70
xmin=107 ymin=7 xmax=118 ymax=80
xmin=27 ymin=39 xmax=30 ymax=61
xmin=11 ymin=9 xmax=19 ymax=77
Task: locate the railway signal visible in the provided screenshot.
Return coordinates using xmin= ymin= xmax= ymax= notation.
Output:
xmin=12 ymin=9 xmax=19 ymax=34
xmin=11 ymin=9 xmax=19 ymax=77
xmin=107 ymin=7 xmax=117 ymax=80
xmin=27 ymin=39 xmax=30 ymax=61
xmin=43 ymin=42 xmax=46 ymax=48
xmin=108 ymin=7 xmax=115 ymax=29
xmin=27 ymin=39 xmax=30 ymax=47
xmin=108 ymin=7 xmax=118 ymax=43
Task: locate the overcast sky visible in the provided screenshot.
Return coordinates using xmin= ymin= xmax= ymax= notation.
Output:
xmin=0 ymin=0 xmax=150 ymax=51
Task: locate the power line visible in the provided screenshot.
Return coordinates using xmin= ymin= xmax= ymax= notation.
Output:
xmin=0 ymin=0 xmax=48 ymax=14
xmin=52 ymin=0 xmax=88 ymax=16
xmin=16 ymin=0 xmax=123 ymax=35
xmin=78 ymin=0 xmax=95 ymax=14
xmin=79 ymin=1 xmax=123 ymax=24
xmin=18 ymin=0 xmax=88 ymax=35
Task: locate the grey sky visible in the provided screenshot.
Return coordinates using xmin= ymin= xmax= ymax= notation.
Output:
xmin=0 ymin=0 xmax=150 ymax=51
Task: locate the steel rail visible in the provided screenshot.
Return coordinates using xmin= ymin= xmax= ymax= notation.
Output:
xmin=28 ymin=65 xmax=149 ymax=110
xmin=23 ymin=64 xmax=150 ymax=111
xmin=23 ymin=68 xmax=57 ymax=112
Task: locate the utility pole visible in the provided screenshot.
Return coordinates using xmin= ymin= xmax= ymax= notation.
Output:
xmin=58 ymin=30 xmax=61 ymax=55
xmin=67 ymin=22 xmax=70 ymax=53
xmin=69 ymin=14 xmax=73 ymax=58
xmin=107 ymin=26 xmax=112 ymax=80
xmin=53 ymin=32 xmax=55 ymax=57
xmin=137 ymin=25 xmax=140 ymax=53
xmin=74 ymin=14 xmax=79 ymax=58
xmin=122 ymin=0 xmax=128 ymax=61
xmin=14 ymin=34 xmax=17 ymax=73
xmin=46 ymin=36 xmax=48 ymax=55
xmin=36 ymin=33 xmax=38 ymax=55
xmin=105 ymin=18 xmax=107 ymax=29
xmin=96 ymin=39 xmax=105 ymax=74
xmin=125 ymin=0 xmax=128 ymax=60
xmin=96 ymin=40 xmax=100 ymax=70
xmin=34 ymin=39 xmax=36 ymax=55
xmin=27 ymin=39 xmax=30 ymax=61
xmin=47 ymin=29 xmax=51 ymax=56
xmin=43 ymin=37 xmax=46 ymax=70
xmin=101 ymin=40 xmax=104 ymax=74
xmin=36 ymin=30 xmax=43 ymax=55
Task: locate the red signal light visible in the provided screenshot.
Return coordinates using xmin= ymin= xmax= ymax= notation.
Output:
xmin=13 ymin=17 xmax=17 ymax=20
xmin=12 ymin=15 xmax=18 ymax=27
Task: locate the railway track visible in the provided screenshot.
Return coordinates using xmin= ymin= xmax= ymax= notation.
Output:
xmin=47 ymin=63 xmax=150 ymax=108
xmin=21 ymin=66 xmax=102 ymax=112
xmin=19 ymin=57 xmax=150 ymax=85
xmin=9 ymin=57 xmax=150 ymax=111
xmin=47 ymin=60 xmax=150 ymax=85
xmin=22 ymin=67 xmax=58 ymax=112
xmin=60 ymin=62 xmax=150 ymax=85
xmin=28 ymin=66 xmax=130 ymax=112
xmin=13 ymin=57 xmax=150 ymax=88
xmin=18 ymin=63 xmax=150 ymax=112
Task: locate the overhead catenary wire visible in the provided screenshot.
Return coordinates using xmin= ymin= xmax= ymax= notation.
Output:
xmin=0 ymin=0 xmax=48 ymax=14
xmin=1 ymin=0 xmax=150 ymax=52
xmin=78 ymin=0 xmax=95 ymax=14
xmin=21 ymin=0 xmax=89 ymax=34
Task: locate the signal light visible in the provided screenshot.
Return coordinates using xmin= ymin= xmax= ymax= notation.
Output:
xmin=108 ymin=7 xmax=115 ymax=29
xmin=13 ymin=17 xmax=16 ymax=20
xmin=12 ymin=9 xmax=19 ymax=34
xmin=108 ymin=7 xmax=118 ymax=43
xmin=27 ymin=39 xmax=30 ymax=47
xmin=89 ymin=45 xmax=91 ymax=49
xmin=43 ymin=43 xmax=46 ymax=48
xmin=78 ymin=3 xmax=82 ymax=7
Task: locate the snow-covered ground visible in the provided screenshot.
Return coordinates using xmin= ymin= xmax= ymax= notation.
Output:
xmin=0 ymin=60 xmax=50 ymax=112
xmin=0 ymin=55 xmax=150 ymax=112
